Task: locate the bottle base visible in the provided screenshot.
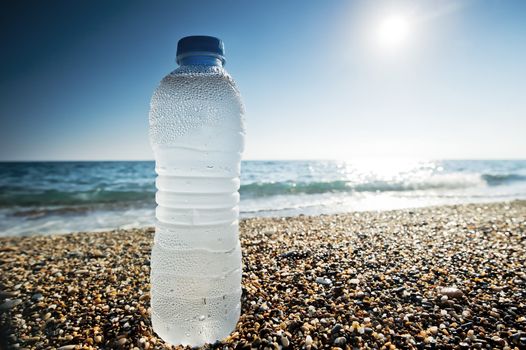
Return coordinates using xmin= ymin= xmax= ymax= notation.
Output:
xmin=151 ymin=305 xmax=240 ymax=347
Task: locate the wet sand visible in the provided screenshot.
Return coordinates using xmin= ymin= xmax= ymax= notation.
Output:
xmin=1 ymin=201 xmax=525 ymax=349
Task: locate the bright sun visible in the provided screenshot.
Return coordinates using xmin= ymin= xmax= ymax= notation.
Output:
xmin=377 ymin=15 xmax=410 ymax=49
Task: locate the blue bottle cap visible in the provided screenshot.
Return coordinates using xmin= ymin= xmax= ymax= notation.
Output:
xmin=176 ymin=36 xmax=225 ymax=65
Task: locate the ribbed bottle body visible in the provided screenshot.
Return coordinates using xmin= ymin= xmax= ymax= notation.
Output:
xmin=149 ymin=64 xmax=245 ymax=346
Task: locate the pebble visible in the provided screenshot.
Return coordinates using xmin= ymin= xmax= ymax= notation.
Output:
xmin=315 ymin=277 xmax=332 ymax=285
xmin=491 ymin=336 xmax=505 ymax=346
xmin=31 ymin=293 xmax=43 ymax=301
xmin=439 ymin=287 xmax=463 ymax=298
xmin=428 ymin=326 xmax=438 ymax=335
xmin=281 ymin=336 xmax=290 ymax=347
xmin=259 ymin=302 xmax=269 ymax=311
xmin=490 ymin=285 xmax=506 ymax=292
xmin=0 ymin=299 xmax=22 ymax=310
xmin=305 ymin=335 xmax=313 ymax=346
xmin=307 ymin=305 xmax=316 ymax=316
xmin=333 ymin=336 xmax=346 ymax=346
xmin=331 ymin=324 xmax=343 ymax=334
xmin=0 ymin=290 xmax=18 ymax=298
xmin=355 ymin=291 xmax=366 ymax=299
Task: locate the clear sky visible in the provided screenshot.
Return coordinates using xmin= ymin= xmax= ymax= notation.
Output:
xmin=1 ymin=0 xmax=525 ymax=161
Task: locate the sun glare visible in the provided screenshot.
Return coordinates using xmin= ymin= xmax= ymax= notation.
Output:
xmin=343 ymin=157 xmax=429 ymax=180
xmin=377 ymin=15 xmax=410 ymax=49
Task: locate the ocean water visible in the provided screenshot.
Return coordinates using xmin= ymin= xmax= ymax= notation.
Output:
xmin=1 ymin=159 xmax=525 ymax=236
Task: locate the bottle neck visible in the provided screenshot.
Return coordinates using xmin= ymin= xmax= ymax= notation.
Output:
xmin=178 ymin=54 xmax=224 ymax=67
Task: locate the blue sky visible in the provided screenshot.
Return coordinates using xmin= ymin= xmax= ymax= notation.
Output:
xmin=1 ymin=0 xmax=525 ymax=161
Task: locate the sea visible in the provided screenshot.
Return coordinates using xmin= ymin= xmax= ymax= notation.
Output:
xmin=1 ymin=159 xmax=525 ymax=236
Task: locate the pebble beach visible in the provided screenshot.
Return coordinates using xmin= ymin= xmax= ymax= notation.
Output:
xmin=1 ymin=201 xmax=525 ymax=350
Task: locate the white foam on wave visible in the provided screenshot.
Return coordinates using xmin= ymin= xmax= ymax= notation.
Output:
xmin=0 ymin=207 xmax=155 ymax=237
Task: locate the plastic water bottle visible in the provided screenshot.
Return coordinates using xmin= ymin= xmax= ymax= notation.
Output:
xmin=148 ymin=36 xmax=245 ymax=346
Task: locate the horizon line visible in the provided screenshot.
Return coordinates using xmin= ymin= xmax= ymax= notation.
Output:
xmin=1 ymin=157 xmax=526 ymax=163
